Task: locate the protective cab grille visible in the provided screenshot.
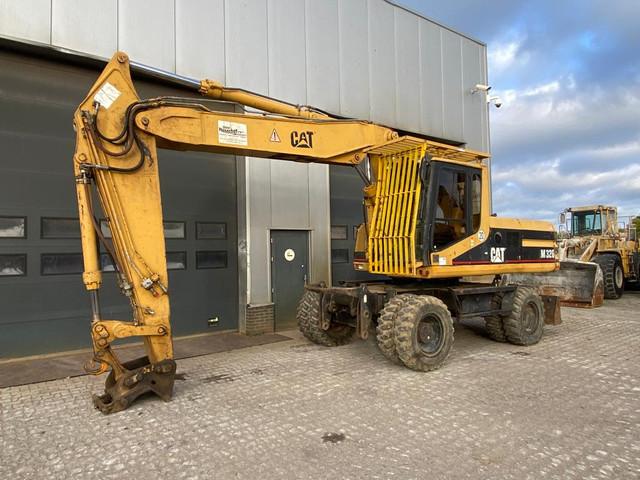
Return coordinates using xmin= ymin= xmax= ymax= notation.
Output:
xmin=368 ymin=144 xmax=426 ymax=275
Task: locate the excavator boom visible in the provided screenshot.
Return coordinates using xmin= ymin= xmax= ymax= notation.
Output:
xmin=73 ymin=52 xmax=400 ymax=413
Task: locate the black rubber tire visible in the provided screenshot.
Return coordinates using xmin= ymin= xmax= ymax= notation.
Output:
xmin=503 ymin=287 xmax=544 ymax=346
xmin=375 ymin=294 xmax=417 ymax=364
xmin=593 ymin=254 xmax=624 ymax=299
xmin=393 ymin=295 xmax=454 ymax=372
xmin=484 ymin=292 xmax=507 ymax=342
xmin=296 ymin=290 xmax=354 ymax=347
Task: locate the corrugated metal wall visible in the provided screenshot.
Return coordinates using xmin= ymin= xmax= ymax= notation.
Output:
xmin=0 ymin=0 xmax=488 ymax=305
xmin=0 ymin=0 xmax=488 ymax=146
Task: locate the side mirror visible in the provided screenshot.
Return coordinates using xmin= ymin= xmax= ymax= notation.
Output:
xmin=559 ymin=212 xmax=566 ymax=225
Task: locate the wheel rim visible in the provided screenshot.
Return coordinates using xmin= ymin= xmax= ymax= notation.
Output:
xmin=615 ymin=266 xmax=624 ymax=288
xmin=523 ymin=301 xmax=540 ymax=334
xmin=415 ymin=314 xmax=444 ymax=356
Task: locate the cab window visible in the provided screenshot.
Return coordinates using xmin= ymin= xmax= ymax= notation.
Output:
xmin=431 ymin=166 xmax=481 ymax=252
xmin=571 ymin=211 xmax=602 ymax=236
xmin=433 ymin=169 xmax=467 ymax=250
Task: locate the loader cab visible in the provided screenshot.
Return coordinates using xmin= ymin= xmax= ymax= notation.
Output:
xmin=416 ymin=159 xmax=483 ymax=262
xmin=571 ymin=210 xmax=603 ymax=237
xmin=568 ymin=206 xmax=617 ymax=237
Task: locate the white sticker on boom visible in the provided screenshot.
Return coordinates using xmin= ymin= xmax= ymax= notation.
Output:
xmin=94 ymin=82 xmax=121 ymax=109
xmin=439 ymin=256 xmax=447 ymax=266
xmin=218 ymin=120 xmax=248 ymax=146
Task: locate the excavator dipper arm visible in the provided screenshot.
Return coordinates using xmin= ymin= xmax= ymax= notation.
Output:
xmin=73 ymin=52 xmax=395 ymax=413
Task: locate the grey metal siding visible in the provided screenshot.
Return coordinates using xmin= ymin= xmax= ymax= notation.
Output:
xmin=175 ymin=0 xmax=226 ymax=80
xmin=394 ymin=7 xmax=421 ymax=131
xmin=368 ymin=0 xmax=396 ymax=124
xmin=51 ymin=0 xmax=117 ymax=58
xmin=305 ymin=0 xmax=340 ymax=112
xmin=0 ymin=0 xmax=488 ymax=147
xmin=419 ymin=20 xmax=444 ymax=137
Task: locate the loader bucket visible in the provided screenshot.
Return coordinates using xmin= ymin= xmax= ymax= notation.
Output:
xmin=503 ymin=260 xmax=604 ymax=308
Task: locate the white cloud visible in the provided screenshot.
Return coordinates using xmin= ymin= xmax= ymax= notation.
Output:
xmin=487 ymin=35 xmax=530 ymax=74
xmin=522 ymin=81 xmax=560 ymax=97
xmin=488 ymin=41 xmax=519 ymax=70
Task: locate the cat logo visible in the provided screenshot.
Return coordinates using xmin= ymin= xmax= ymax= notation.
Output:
xmin=490 ymin=247 xmax=506 ymax=263
xmin=291 ymin=131 xmax=314 ymax=148
xmin=269 ymin=129 xmax=281 ymax=143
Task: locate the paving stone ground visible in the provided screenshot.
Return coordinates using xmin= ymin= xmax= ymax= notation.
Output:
xmin=1 ymin=292 xmax=639 ymax=479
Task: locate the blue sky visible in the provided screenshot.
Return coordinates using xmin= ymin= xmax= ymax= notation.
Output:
xmin=400 ymin=0 xmax=640 ymax=222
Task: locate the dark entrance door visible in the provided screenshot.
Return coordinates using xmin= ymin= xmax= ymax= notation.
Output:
xmin=270 ymin=230 xmax=309 ymax=330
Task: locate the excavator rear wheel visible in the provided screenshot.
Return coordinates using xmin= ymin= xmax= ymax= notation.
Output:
xmin=393 ymin=295 xmax=454 ymax=372
xmin=297 ymin=290 xmax=354 ymax=347
xmin=484 ymin=292 xmax=507 ymax=342
xmin=503 ymin=287 xmax=544 ymax=346
xmin=376 ymin=294 xmax=417 ymax=364
xmin=593 ymin=253 xmax=624 ymax=299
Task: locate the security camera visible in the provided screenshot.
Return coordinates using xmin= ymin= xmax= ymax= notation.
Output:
xmin=488 ymin=95 xmax=502 ymax=108
xmin=474 ymin=84 xmax=491 ymax=92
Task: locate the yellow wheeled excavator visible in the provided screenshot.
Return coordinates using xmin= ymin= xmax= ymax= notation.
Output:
xmin=72 ymin=52 xmax=598 ymax=413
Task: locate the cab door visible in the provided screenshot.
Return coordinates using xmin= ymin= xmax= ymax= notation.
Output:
xmin=420 ymin=161 xmax=482 ymax=264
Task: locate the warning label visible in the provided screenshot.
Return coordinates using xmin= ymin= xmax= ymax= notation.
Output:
xmin=94 ymin=82 xmax=121 ymax=109
xmin=269 ymin=129 xmax=281 ymax=143
xmin=218 ymin=121 xmax=248 ymax=146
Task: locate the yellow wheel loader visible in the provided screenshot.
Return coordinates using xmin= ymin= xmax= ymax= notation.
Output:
xmin=558 ymin=205 xmax=640 ymax=298
xmin=71 ymin=52 xmax=600 ymax=413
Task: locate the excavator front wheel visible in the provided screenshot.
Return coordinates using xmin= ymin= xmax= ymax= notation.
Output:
xmin=393 ymin=295 xmax=454 ymax=372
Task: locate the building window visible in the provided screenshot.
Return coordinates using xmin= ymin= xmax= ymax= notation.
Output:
xmin=196 ymin=250 xmax=227 ymax=269
xmin=167 ymin=251 xmax=187 ymax=270
xmin=41 ymin=253 xmax=83 ymax=275
xmin=331 ymin=225 xmax=348 ymax=240
xmin=100 ymin=220 xmax=186 ymax=239
xmin=331 ymin=249 xmax=349 ymax=264
xmin=0 ymin=217 xmax=26 ymax=238
xmin=164 ymin=222 xmax=186 ymax=239
xmin=0 ymin=254 xmax=26 ymax=276
xmin=196 ymin=222 xmax=227 ymax=239
xmin=99 ymin=220 xmax=112 ymax=239
xmin=41 ymin=217 xmax=80 ymax=239
xmin=100 ymin=253 xmax=116 ymax=272
xmin=100 ymin=252 xmax=187 ymax=272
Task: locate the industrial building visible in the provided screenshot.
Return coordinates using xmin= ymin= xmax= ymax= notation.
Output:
xmin=0 ymin=0 xmax=489 ymax=357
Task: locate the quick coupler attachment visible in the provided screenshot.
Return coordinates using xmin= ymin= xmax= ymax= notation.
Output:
xmin=92 ymin=356 xmax=177 ymax=414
